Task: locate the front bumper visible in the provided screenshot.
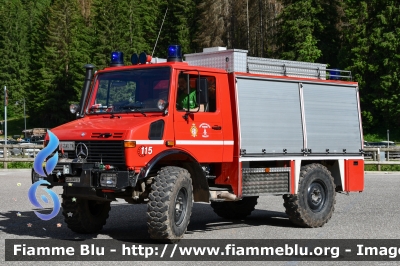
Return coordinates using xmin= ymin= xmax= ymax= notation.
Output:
xmin=31 ymin=162 xmax=138 ymax=190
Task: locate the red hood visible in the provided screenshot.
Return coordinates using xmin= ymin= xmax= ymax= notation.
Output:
xmin=50 ymin=114 xmax=162 ymax=140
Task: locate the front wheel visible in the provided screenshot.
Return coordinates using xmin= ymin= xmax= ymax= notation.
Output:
xmin=62 ymin=195 xmax=111 ymax=233
xmin=147 ymin=166 xmax=193 ymax=242
xmin=283 ymin=163 xmax=336 ymax=227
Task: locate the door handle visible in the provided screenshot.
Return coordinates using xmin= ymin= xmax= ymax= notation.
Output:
xmin=212 ymin=125 xmax=222 ymax=130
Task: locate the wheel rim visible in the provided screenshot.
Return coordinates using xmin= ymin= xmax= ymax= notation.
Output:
xmin=174 ymin=187 xmax=188 ymax=226
xmin=307 ymin=180 xmax=327 ymax=212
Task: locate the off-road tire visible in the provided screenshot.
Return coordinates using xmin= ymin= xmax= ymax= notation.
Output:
xmin=62 ymin=195 xmax=111 ymax=233
xmin=147 ymin=166 xmax=193 ymax=242
xmin=210 ymin=196 xmax=258 ymax=219
xmin=283 ymin=163 xmax=336 ymax=227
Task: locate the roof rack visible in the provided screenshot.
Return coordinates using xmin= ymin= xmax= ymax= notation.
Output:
xmin=185 ymin=48 xmax=352 ymax=81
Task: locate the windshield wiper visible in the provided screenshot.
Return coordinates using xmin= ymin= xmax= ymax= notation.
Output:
xmin=121 ymin=103 xmax=147 ymax=117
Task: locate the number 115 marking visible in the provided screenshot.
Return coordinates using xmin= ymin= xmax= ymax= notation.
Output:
xmin=141 ymin=146 xmax=152 ymax=155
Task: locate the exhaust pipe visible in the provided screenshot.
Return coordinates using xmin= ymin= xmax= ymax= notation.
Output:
xmin=210 ymin=191 xmax=237 ymax=201
xmin=77 ymin=64 xmax=95 ymax=118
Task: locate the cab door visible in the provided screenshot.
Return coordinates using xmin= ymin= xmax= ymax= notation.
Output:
xmin=173 ymin=74 xmax=224 ymax=162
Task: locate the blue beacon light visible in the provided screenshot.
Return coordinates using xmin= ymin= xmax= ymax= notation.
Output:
xmin=110 ymin=51 xmax=124 ymax=67
xmin=329 ymin=69 xmax=340 ymax=80
xmin=167 ymin=45 xmax=182 ymax=62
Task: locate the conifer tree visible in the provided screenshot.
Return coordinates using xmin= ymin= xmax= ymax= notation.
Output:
xmin=196 ymin=0 xmax=230 ymax=49
xmin=276 ymin=0 xmax=322 ymax=62
xmin=340 ymin=0 xmax=400 ymax=130
xmin=91 ymin=0 xmax=160 ymax=68
xmin=0 ymin=0 xmax=30 ymax=118
xmin=195 ymin=0 xmax=282 ymax=56
xmin=248 ymin=0 xmax=283 ymax=57
xmin=0 ymin=0 xmax=395 ymax=133
xmin=28 ymin=0 xmax=91 ymax=127
xmin=154 ymin=0 xmax=196 ymax=56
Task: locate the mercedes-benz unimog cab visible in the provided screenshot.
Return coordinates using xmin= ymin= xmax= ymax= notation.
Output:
xmin=32 ymin=45 xmax=364 ymax=242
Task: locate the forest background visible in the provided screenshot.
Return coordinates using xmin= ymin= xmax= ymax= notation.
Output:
xmin=0 ymin=0 xmax=398 ymax=142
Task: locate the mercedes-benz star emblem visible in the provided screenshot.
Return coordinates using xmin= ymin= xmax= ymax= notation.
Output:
xmin=75 ymin=143 xmax=88 ymax=159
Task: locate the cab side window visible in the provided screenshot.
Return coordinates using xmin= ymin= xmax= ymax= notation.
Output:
xmin=175 ymin=75 xmax=217 ymax=112
xmin=176 ymin=75 xmax=196 ymax=111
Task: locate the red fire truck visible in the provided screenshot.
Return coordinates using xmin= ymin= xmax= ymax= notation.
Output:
xmin=32 ymin=45 xmax=364 ymax=242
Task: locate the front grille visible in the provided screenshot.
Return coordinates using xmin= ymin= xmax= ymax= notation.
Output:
xmin=63 ymin=141 xmax=125 ymax=165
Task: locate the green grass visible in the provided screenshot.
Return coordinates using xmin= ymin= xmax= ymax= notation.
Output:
xmin=364 ymin=164 xmax=400 ymax=171
xmin=363 ymin=133 xmax=385 ymax=142
xmin=364 ymin=129 xmax=400 ymax=144
xmin=0 ymin=162 xmax=33 ymax=169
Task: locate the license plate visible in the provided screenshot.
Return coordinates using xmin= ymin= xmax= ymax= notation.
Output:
xmin=59 ymin=141 xmax=75 ymax=151
xmin=65 ymin=177 xmax=80 ymax=183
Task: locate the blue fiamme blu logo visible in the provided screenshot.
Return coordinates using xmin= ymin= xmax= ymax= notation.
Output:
xmin=28 ymin=130 xmax=61 ymax=221
xmin=33 ymin=130 xmax=59 ymax=177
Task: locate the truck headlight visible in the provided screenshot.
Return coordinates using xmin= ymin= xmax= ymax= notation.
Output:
xmin=100 ymin=173 xmax=117 ymax=187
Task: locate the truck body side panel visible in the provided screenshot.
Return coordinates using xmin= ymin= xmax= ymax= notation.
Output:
xmin=235 ymin=76 xmax=362 ymax=157
xmin=230 ymin=74 xmax=363 ymax=196
xmin=302 ymin=83 xmax=362 ymax=154
xmin=236 ymin=77 xmax=304 ymax=154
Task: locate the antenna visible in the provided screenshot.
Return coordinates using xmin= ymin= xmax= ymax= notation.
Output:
xmin=152 ymin=7 xmax=168 ymax=57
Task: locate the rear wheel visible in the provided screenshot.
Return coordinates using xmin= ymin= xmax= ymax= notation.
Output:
xmin=211 ymin=196 xmax=258 ymax=219
xmin=62 ymin=195 xmax=111 ymax=233
xmin=147 ymin=166 xmax=193 ymax=242
xmin=283 ymin=163 xmax=336 ymax=227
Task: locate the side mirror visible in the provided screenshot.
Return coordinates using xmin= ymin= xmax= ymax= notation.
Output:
xmin=70 ymin=103 xmax=80 ymax=114
xmin=157 ymin=99 xmax=169 ymax=115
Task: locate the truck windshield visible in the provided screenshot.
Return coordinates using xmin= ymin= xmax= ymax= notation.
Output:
xmin=87 ymin=67 xmax=170 ymax=114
